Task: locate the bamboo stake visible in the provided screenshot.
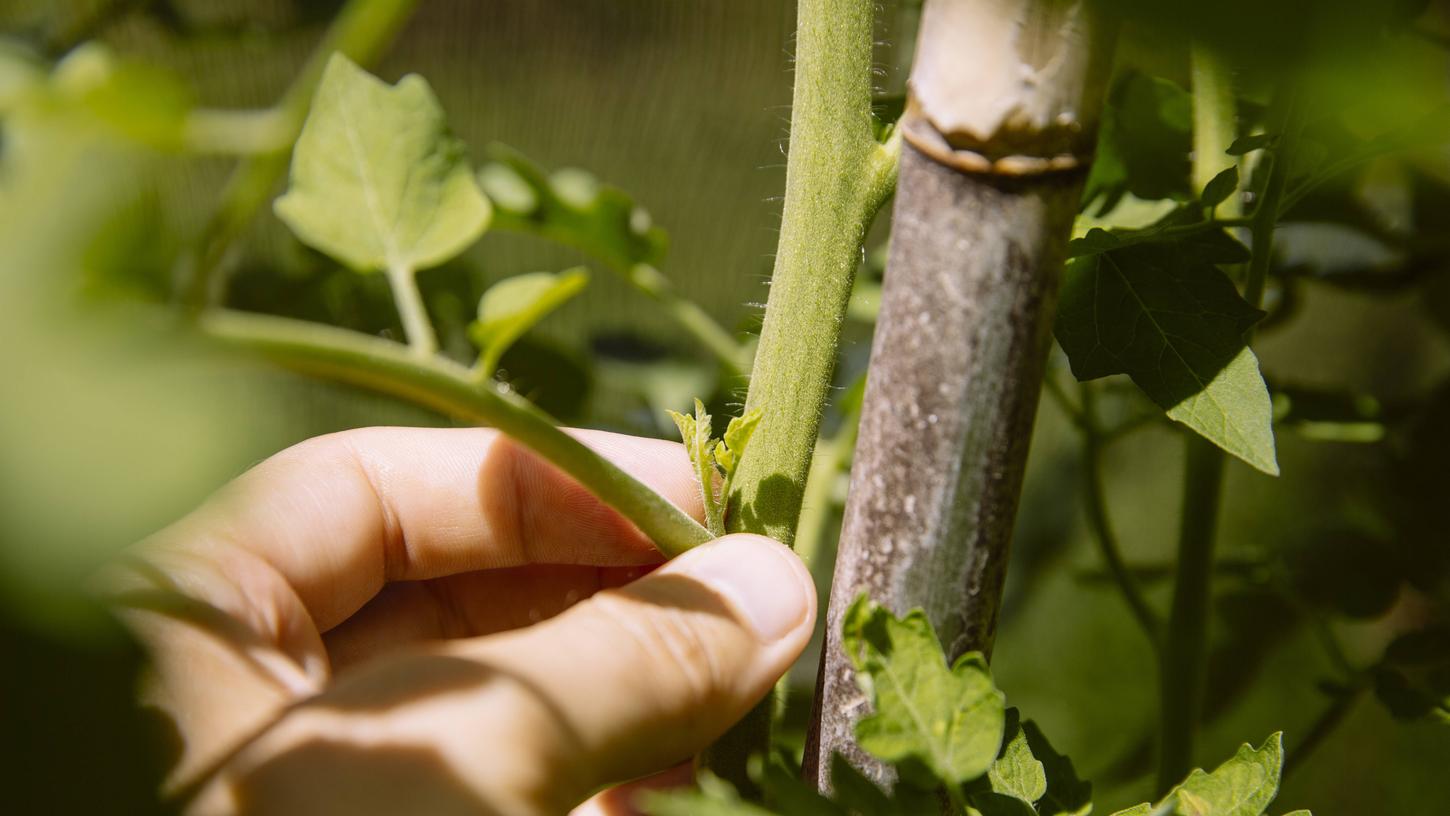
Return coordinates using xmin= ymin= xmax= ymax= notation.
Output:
xmin=806 ymin=0 xmax=1113 ymax=788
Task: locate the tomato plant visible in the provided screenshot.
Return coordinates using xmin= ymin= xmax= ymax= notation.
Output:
xmin=2 ymin=0 xmax=1449 ymax=813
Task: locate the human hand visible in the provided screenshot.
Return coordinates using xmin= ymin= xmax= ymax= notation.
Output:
xmin=106 ymin=427 xmax=816 ymax=815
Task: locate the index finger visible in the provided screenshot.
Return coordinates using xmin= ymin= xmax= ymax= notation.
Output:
xmin=142 ymin=427 xmax=703 ymax=633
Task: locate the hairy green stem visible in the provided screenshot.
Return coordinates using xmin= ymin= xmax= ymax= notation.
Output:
xmin=178 ymin=0 xmax=418 ymax=309
xmin=724 ymin=3 xmax=898 ymax=547
xmin=704 ymin=0 xmax=896 ymax=794
xmin=199 ymin=309 xmax=711 ymax=555
xmin=384 ymin=262 xmax=438 ymax=356
xmin=1080 ymin=385 xmax=1161 ymax=649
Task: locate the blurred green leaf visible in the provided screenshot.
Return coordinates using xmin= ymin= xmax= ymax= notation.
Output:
xmin=842 ymin=595 xmax=1006 ymax=788
xmin=1201 ymin=167 xmax=1240 ymax=210
xmin=1055 ymin=243 xmax=1278 ymax=474
xmin=274 ymin=53 xmax=490 ymax=274
xmin=481 ymin=144 xmax=667 ymax=273
xmin=1083 ymin=72 xmax=1193 ymax=213
xmin=470 ymin=268 xmax=588 ymax=376
xmin=1227 ymin=134 xmax=1275 ymax=156
xmin=49 ymin=43 xmax=193 ymax=150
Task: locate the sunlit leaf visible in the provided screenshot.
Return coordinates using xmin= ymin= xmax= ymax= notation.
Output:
xmin=274 ymin=53 xmax=490 ymax=274
xmin=842 ymin=595 xmax=1006 ymax=788
xmin=470 ymin=268 xmax=588 ymax=376
xmin=1170 ymin=733 xmax=1286 ymax=816
xmin=715 ymin=409 xmax=763 ymax=477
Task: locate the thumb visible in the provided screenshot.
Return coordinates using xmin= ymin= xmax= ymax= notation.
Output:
xmin=463 ymin=532 xmax=816 ymax=812
xmin=204 ymin=535 xmax=814 ymax=815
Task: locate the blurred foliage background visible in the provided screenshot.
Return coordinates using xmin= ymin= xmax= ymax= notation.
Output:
xmin=2 ymin=1 xmax=1449 ymax=813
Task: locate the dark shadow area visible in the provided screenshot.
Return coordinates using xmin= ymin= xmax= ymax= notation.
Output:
xmin=732 ymin=473 xmax=805 ymax=536
xmin=0 ymin=607 xmax=178 ymax=815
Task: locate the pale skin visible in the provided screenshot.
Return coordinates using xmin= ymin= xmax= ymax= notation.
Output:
xmin=105 ymin=427 xmax=816 ymax=815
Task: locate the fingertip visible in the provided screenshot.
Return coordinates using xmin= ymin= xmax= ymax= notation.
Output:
xmin=660 ymin=533 xmax=816 ymax=644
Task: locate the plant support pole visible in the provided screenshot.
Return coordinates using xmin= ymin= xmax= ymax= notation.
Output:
xmin=808 ymin=0 xmax=1112 ymax=787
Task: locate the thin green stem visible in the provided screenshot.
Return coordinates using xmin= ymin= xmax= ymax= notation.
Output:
xmin=1158 ymin=43 xmax=1240 ymax=795
xmin=384 ymin=262 xmax=438 ymax=357
xmin=1157 ymin=433 xmax=1227 ymax=794
xmin=178 ymin=0 xmax=418 ymax=310
xmin=199 ymin=309 xmax=712 ymax=556
xmin=1080 ymin=385 xmax=1161 ymax=650
xmin=1245 ymin=90 xmax=1300 ymax=311
xmin=1043 ymin=369 xmax=1084 ymax=426
xmin=624 ymin=263 xmax=750 ymax=378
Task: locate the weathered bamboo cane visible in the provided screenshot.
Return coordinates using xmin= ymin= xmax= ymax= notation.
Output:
xmin=806 ymin=0 xmax=1114 ymax=788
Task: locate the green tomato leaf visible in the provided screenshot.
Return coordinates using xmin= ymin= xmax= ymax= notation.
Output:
xmin=1108 ymin=806 xmax=1152 ymax=816
xmin=470 ymin=268 xmax=589 ymax=375
xmin=1167 ymin=733 xmax=1285 ymax=816
xmin=988 ymin=709 xmax=1046 ymax=805
xmin=842 ymin=595 xmax=1007 ymax=789
xmin=1054 ymin=243 xmax=1279 ymax=475
xmin=669 ymin=398 xmax=723 ymax=535
xmin=1021 ymin=720 xmax=1092 ymax=815
xmin=274 ymin=53 xmax=491 ymax=274
xmin=1200 ymin=167 xmax=1239 ymax=209
xmin=715 ymin=408 xmax=763 ymax=477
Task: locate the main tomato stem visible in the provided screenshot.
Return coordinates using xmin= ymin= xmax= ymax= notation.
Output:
xmin=705 ymin=0 xmax=899 ymax=794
